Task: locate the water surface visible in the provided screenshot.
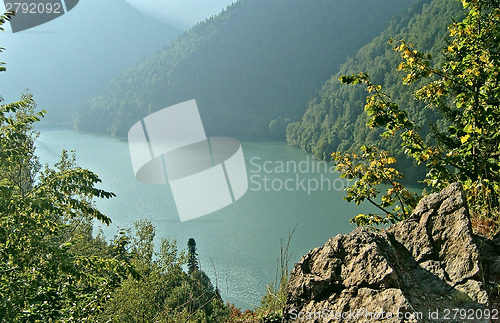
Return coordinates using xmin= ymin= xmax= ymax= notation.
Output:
xmin=36 ymin=127 xmax=375 ymax=309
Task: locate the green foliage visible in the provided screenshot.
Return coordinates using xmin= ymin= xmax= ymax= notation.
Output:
xmin=0 ymin=94 xmax=139 ymax=321
xmin=332 ymin=146 xmax=420 ymax=227
xmin=335 ymin=0 xmax=500 ymax=232
xmin=99 ymin=223 xmax=230 ymax=323
xmin=0 ymin=16 xmax=140 ymax=320
xmin=257 ymin=268 xmax=288 ymax=322
xmin=74 ymin=0 xmax=415 ymax=140
xmin=187 ymin=237 xmax=199 ymax=274
xmin=0 ymin=12 xmax=14 ymax=72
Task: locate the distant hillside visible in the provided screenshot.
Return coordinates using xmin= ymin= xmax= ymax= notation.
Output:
xmin=286 ymin=0 xmax=463 ymax=161
xmin=74 ymin=0 xmax=416 ymax=139
xmin=1 ymin=0 xmax=180 ymax=124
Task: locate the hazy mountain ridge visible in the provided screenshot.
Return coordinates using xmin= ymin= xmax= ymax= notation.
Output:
xmin=1 ymin=0 xmax=180 ymax=124
xmin=286 ymin=0 xmax=463 ymax=161
xmin=74 ymin=0 xmax=416 ymax=139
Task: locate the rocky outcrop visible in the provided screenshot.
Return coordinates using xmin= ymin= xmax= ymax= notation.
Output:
xmin=284 ymin=183 xmax=499 ymax=322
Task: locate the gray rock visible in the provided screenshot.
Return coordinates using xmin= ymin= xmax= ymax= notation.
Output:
xmin=283 ymin=183 xmax=499 ymax=322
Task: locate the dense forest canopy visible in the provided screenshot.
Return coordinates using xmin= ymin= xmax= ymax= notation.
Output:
xmin=286 ymin=0 xmax=463 ymax=161
xmin=74 ymin=0 xmax=416 ymax=139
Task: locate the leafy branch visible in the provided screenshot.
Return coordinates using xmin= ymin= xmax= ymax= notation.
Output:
xmin=332 ymin=145 xmax=420 ymax=227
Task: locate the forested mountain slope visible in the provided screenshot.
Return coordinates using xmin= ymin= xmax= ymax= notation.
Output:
xmin=286 ymin=0 xmax=463 ymax=160
xmin=74 ymin=0 xmax=416 ymax=139
xmin=1 ymin=0 xmax=179 ymax=125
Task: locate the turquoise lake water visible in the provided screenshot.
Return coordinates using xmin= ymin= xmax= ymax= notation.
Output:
xmin=35 ymin=127 xmax=376 ymax=309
